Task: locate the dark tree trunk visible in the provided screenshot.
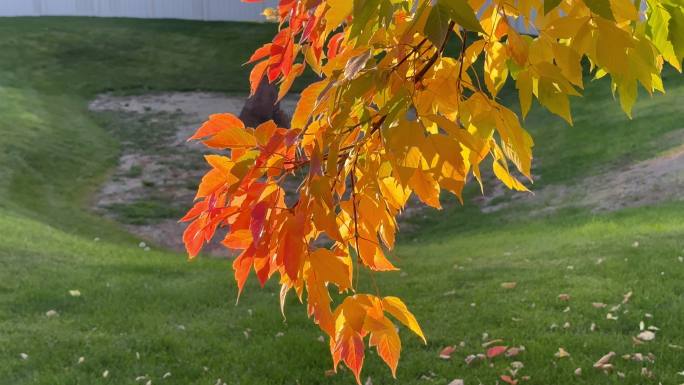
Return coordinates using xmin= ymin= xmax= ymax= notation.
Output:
xmin=239 ymin=77 xmax=291 ymax=129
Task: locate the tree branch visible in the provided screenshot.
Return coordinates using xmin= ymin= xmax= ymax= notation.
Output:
xmin=414 ymin=21 xmax=456 ymax=83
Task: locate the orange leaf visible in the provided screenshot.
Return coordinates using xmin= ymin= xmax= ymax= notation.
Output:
xmin=189 ymin=113 xmax=244 ymax=141
xmin=249 ymin=60 xmax=269 ymax=96
xmin=408 ymin=169 xmax=442 ymax=209
xmin=334 ymin=328 xmax=365 ymax=384
xmin=367 ymin=317 xmax=401 ymax=377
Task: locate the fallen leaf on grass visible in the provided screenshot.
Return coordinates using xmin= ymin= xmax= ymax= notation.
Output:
xmin=447 ymin=380 xmax=464 ymax=385
xmin=69 ymin=290 xmax=81 ymax=297
xmin=20 ymin=353 xmax=28 ymax=360
xmin=669 ymin=344 xmax=683 ymax=350
xmin=364 ymin=376 xmax=373 ymax=385
xmin=593 ymin=352 xmax=615 ymax=370
xmin=103 ymin=370 xmax=109 ymax=378
xmin=482 ymin=339 xmax=504 ymax=348
xmin=78 ymin=356 xmax=84 ymax=364
xmin=574 ymin=368 xmax=582 ymax=376
xmin=439 ymin=346 xmax=456 ymax=359
xmin=622 ymin=291 xmax=633 ymax=304
xmin=324 ymin=369 xmax=336 ymax=377
xmin=592 ymin=302 xmax=607 ymax=309
xmin=501 ymin=282 xmax=517 ymax=289
xmin=558 ymin=294 xmax=571 ymax=301
xmin=500 ymin=375 xmax=518 ymax=384
xmin=510 ymin=361 xmax=524 ymax=369
xmin=641 ymin=367 xmax=653 ymax=378
xmin=465 ymin=354 xmax=486 ymax=365
xmin=555 ymin=348 xmax=570 ymax=358
xmin=606 ymin=313 xmax=618 ymax=320
xmin=45 ymin=310 xmax=58 ymax=318
xmin=163 ymin=372 xmax=171 ymax=379
xmin=637 ymin=330 xmax=655 ymax=341
xmin=487 ymin=345 xmax=508 ymax=358
xmin=506 ymin=347 xmax=523 ymax=357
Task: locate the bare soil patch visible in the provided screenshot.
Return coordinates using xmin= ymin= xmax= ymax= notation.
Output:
xmin=480 ymin=129 xmax=684 ymax=215
xmin=90 ymin=92 xmax=683 ymax=254
xmin=89 ymin=92 xmax=296 ymax=255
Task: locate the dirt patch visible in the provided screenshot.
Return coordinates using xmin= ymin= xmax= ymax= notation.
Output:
xmin=90 ymin=91 xmax=683 ymax=254
xmin=481 ymin=129 xmax=684 ymax=215
xmin=89 ymin=92 xmax=297 ymax=255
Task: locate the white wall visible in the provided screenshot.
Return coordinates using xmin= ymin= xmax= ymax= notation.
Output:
xmin=0 ymin=0 xmax=279 ymax=22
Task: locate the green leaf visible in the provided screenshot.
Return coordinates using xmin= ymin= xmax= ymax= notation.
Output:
xmin=544 ymin=0 xmax=563 ymax=14
xmin=646 ymin=3 xmax=680 ymax=68
xmin=438 ymin=0 xmax=484 ymax=33
xmin=424 ymin=5 xmax=451 ymax=47
xmin=584 ymin=0 xmax=615 ymax=20
xmin=664 ymin=4 xmax=684 ymax=64
xmin=350 ymin=0 xmax=380 ymax=40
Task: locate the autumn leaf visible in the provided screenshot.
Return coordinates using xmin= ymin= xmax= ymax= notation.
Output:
xmin=486 ymin=345 xmax=508 ymax=358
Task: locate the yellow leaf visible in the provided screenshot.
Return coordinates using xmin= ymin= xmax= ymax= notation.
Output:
xmin=484 ymin=41 xmax=509 ymax=97
xmin=616 ymin=77 xmax=637 ymax=118
xmin=379 ymin=177 xmax=410 ymax=210
xmin=596 ymin=18 xmax=634 ymax=75
xmin=516 ymin=70 xmax=533 ymax=118
xmin=538 ymin=78 xmax=573 ymax=124
xmin=325 ymin=0 xmax=353 ymax=32
xmin=381 ymin=297 xmax=426 ymax=343
xmin=493 ymin=160 xmax=530 ymax=192
xmin=292 ymin=80 xmax=329 ymax=129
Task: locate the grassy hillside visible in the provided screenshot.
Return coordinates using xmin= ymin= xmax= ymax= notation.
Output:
xmin=1 ymin=17 xmax=683 ymax=385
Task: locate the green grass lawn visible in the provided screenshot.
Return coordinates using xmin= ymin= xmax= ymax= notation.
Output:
xmin=1 ymin=17 xmax=683 ymax=385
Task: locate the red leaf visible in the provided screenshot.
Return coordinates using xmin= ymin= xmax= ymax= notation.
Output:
xmin=327 ymin=32 xmax=344 ymax=59
xmin=439 ymin=345 xmax=456 ymax=359
xmin=500 ymin=375 xmax=518 ymax=385
xmin=250 ymin=201 xmax=268 ymax=243
xmin=486 ymin=345 xmax=508 ymax=358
